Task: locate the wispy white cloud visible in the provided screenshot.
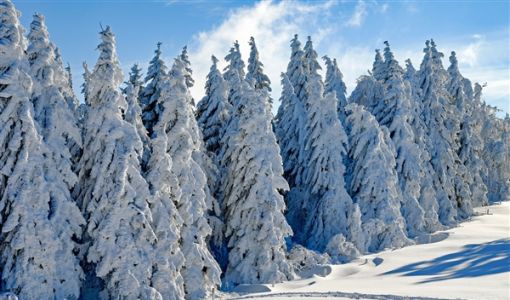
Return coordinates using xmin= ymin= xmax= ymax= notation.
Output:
xmin=346 ymin=0 xmax=367 ymax=27
xmin=188 ymin=0 xmax=336 ymax=104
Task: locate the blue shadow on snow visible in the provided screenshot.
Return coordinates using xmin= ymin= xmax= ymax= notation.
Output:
xmin=384 ymin=238 xmax=510 ymax=283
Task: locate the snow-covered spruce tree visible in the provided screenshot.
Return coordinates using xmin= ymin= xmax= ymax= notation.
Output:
xmin=224 ymin=40 xmax=245 ymax=84
xmin=274 ymin=34 xmax=307 ymax=197
xmin=197 ymin=55 xmax=231 ymax=158
xmin=195 ymin=55 xmax=231 ymax=269
xmin=145 ymin=119 xmax=185 ymax=300
xmin=180 ymin=45 xmax=194 ymax=89
xmin=123 ymin=80 xmax=150 ymax=168
xmin=0 ymin=2 xmax=84 ymax=299
xmin=368 ymin=42 xmax=428 ymax=236
xmin=141 ymin=42 xmax=167 ymax=136
xmin=447 ymin=51 xmax=488 ymax=207
xmin=344 ymin=103 xmax=411 ymax=253
xmin=74 ymin=26 xmax=159 ymax=300
xmin=221 ymin=72 xmax=293 ymax=286
xmin=159 ymin=57 xmax=221 ymax=299
xmin=372 ymin=49 xmax=384 ymax=81
xmin=246 ymin=37 xmax=271 ymax=92
xmin=27 ymin=12 xmax=82 ymax=167
xmin=403 ymin=57 xmax=445 ymax=231
xmin=418 ymin=40 xmax=473 ymax=222
xmin=323 ymin=55 xmax=348 ymax=118
xmin=301 ymin=74 xmax=363 ymax=259
xmin=246 ymin=36 xmax=272 ymax=110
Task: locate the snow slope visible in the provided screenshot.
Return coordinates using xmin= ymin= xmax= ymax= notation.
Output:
xmin=223 ymin=202 xmax=510 ymax=300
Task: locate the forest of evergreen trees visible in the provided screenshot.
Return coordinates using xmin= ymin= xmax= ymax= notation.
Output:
xmin=0 ymin=1 xmax=509 ymax=299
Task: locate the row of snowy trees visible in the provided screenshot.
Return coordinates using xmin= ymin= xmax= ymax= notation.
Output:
xmin=0 ymin=1 xmax=509 ymax=299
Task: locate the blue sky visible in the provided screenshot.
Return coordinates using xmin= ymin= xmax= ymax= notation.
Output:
xmin=14 ymin=0 xmax=510 ymax=113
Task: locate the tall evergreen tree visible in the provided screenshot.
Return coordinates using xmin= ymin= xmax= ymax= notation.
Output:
xmin=246 ymin=37 xmax=271 ymax=92
xmin=301 ymin=74 xmax=363 ymax=258
xmin=196 ymin=55 xmax=231 ymax=269
xmin=74 ymin=26 xmax=159 ymax=300
xmin=323 ymin=55 xmax=348 ymax=118
xmin=447 ymin=51 xmax=488 ymax=207
xmin=221 ymin=73 xmax=293 ymax=286
xmin=146 ymin=98 xmax=186 ymax=300
xmin=0 ymin=2 xmax=84 ymax=299
xmin=158 ymin=57 xmax=221 ymax=299
xmin=275 ymin=35 xmax=307 ymax=191
xmin=344 ymin=104 xmax=411 ymax=253
xmin=246 ymin=37 xmax=272 ymax=109
xmin=223 ymin=40 xmax=245 ymax=83
xmin=372 ymin=49 xmax=384 ymax=81
xmin=141 ymin=42 xmax=167 ymax=136
xmin=370 ymin=42 xmax=428 ymax=236
xmin=418 ymin=40 xmax=473 ymax=223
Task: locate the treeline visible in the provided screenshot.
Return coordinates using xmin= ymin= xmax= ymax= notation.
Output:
xmin=0 ymin=1 xmax=509 ymax=300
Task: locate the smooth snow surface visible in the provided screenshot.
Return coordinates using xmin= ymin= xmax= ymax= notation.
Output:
xmin=223 ymin=202 xmax=510 ymax=300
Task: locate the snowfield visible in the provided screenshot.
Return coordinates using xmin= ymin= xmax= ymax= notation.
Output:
xmin=223 ymin=202 xmax=510 ymax=300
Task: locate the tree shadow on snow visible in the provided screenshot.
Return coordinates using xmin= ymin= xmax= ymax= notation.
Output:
xmin=384 ymin=239 xmax=510 ymax=283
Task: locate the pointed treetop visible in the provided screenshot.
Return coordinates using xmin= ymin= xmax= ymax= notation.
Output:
xmin=449 ymin=51 xmax=458 ymax=68
xmin=224 ymin=40 xmax=245 ymax=81
xmin=180 ymin=45 xmax=194 ymax=88
xmin=211 ymin=55 xmax=219 ymax=66
xmin=88 ymin=26 xmax=123 ymax=104
xmin=246 ymin=36 xmax=271 ymax=91
xmin=303 ymin=35 xmax=321 ymax=75
xmin=127 ymin=63 xmax=143 ymax=88
xmin=372 ymin=49 xmax=384 ymax=80
xmin=290 ymin=34 xmax=302 ymax=52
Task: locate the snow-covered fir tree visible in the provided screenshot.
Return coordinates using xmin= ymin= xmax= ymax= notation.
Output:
xmin=418 ymin=40 xmax=473 ymax=223
xmin=246 ymin=37 xmax=271 ymax=92
xmin=323 ymin=55 xmax=348 ymax=118
xmin=369 ymin=42 xmax=428 ymax=236
xmin=195 ymin=55 xmax=231 ymax=269
xmin=275 ymin=34 xmax=307 ymax=194
xmin=301 ymin=74 xmax=363 ymax=259
xmin=372 ymin=49 xmax=384 ymax=81
xmin=447 ymin=51 xmax=488 ymax=207
xmin=74 ymin=26 xmax=159 ymax=300
xmin=197 ymin=55 xmax=231 ymax=158
xmin=180 ymin=45 xmax=194 ymax=89
xmin=0 ymin=2 xmax=84 ymax=299
xmin=344 ymin=103 xmax=411 ymax=253
xmin=123 ymin=79 xmax=150 ymax=167
xmin=145 ymin=119 xmax=186 ymax=300
xmin=158 ymin=57 xmax=221 ymax=299
xmin=224 ymin=40 xmax=245 ymax=84
xmin=349 ymin=74 xmax=384 ymax=113
xmin=141 ymin=42 xmax=167 ymax=136
xmin=221 ymin=71 xmax=293 ymax=286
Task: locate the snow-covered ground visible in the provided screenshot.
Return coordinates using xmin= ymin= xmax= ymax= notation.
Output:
xmin=223 ymin=202 xmax=510 ymax=300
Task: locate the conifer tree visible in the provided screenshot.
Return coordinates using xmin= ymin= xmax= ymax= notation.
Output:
xmin=224 ymin=40 xmax=245 ymax=83
xmin=323 ymin=55 xmax=348 ymax=117
xmin=275 ymin=35 xmax=307 ymax=192
xmin=221 ymin=72 xmax=293 ymax=286
xmin=418 ymin=40 xmax=473 ymax=222
xmin=344 ymin=104 xmax=411 ymax=252
xmin=146 ymin=113 xmax=186 ymax=300
xmin=368 ymin=42 xmax=428 ymax=236
xmin=246 ymin=37 xmax=272 ymax=109
xmin=447 ymin=51 xmax=488 ymax=207
xmin=0 ymin=2 xmax=84 ymax=299
xmin=301 ymin=74 xmax=363 ymax=258
xmin=158 ymin=57 xmax=221 ymax=299
xmin=74 ymin=26 xmax=159 ymax=299
xmin=372 ymin=49 xmax=384 ymax=81
xmin=141 ymin=42 xmax=167 ymax=136
xmin=195 ymin=55 xmax=231 ymax=269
